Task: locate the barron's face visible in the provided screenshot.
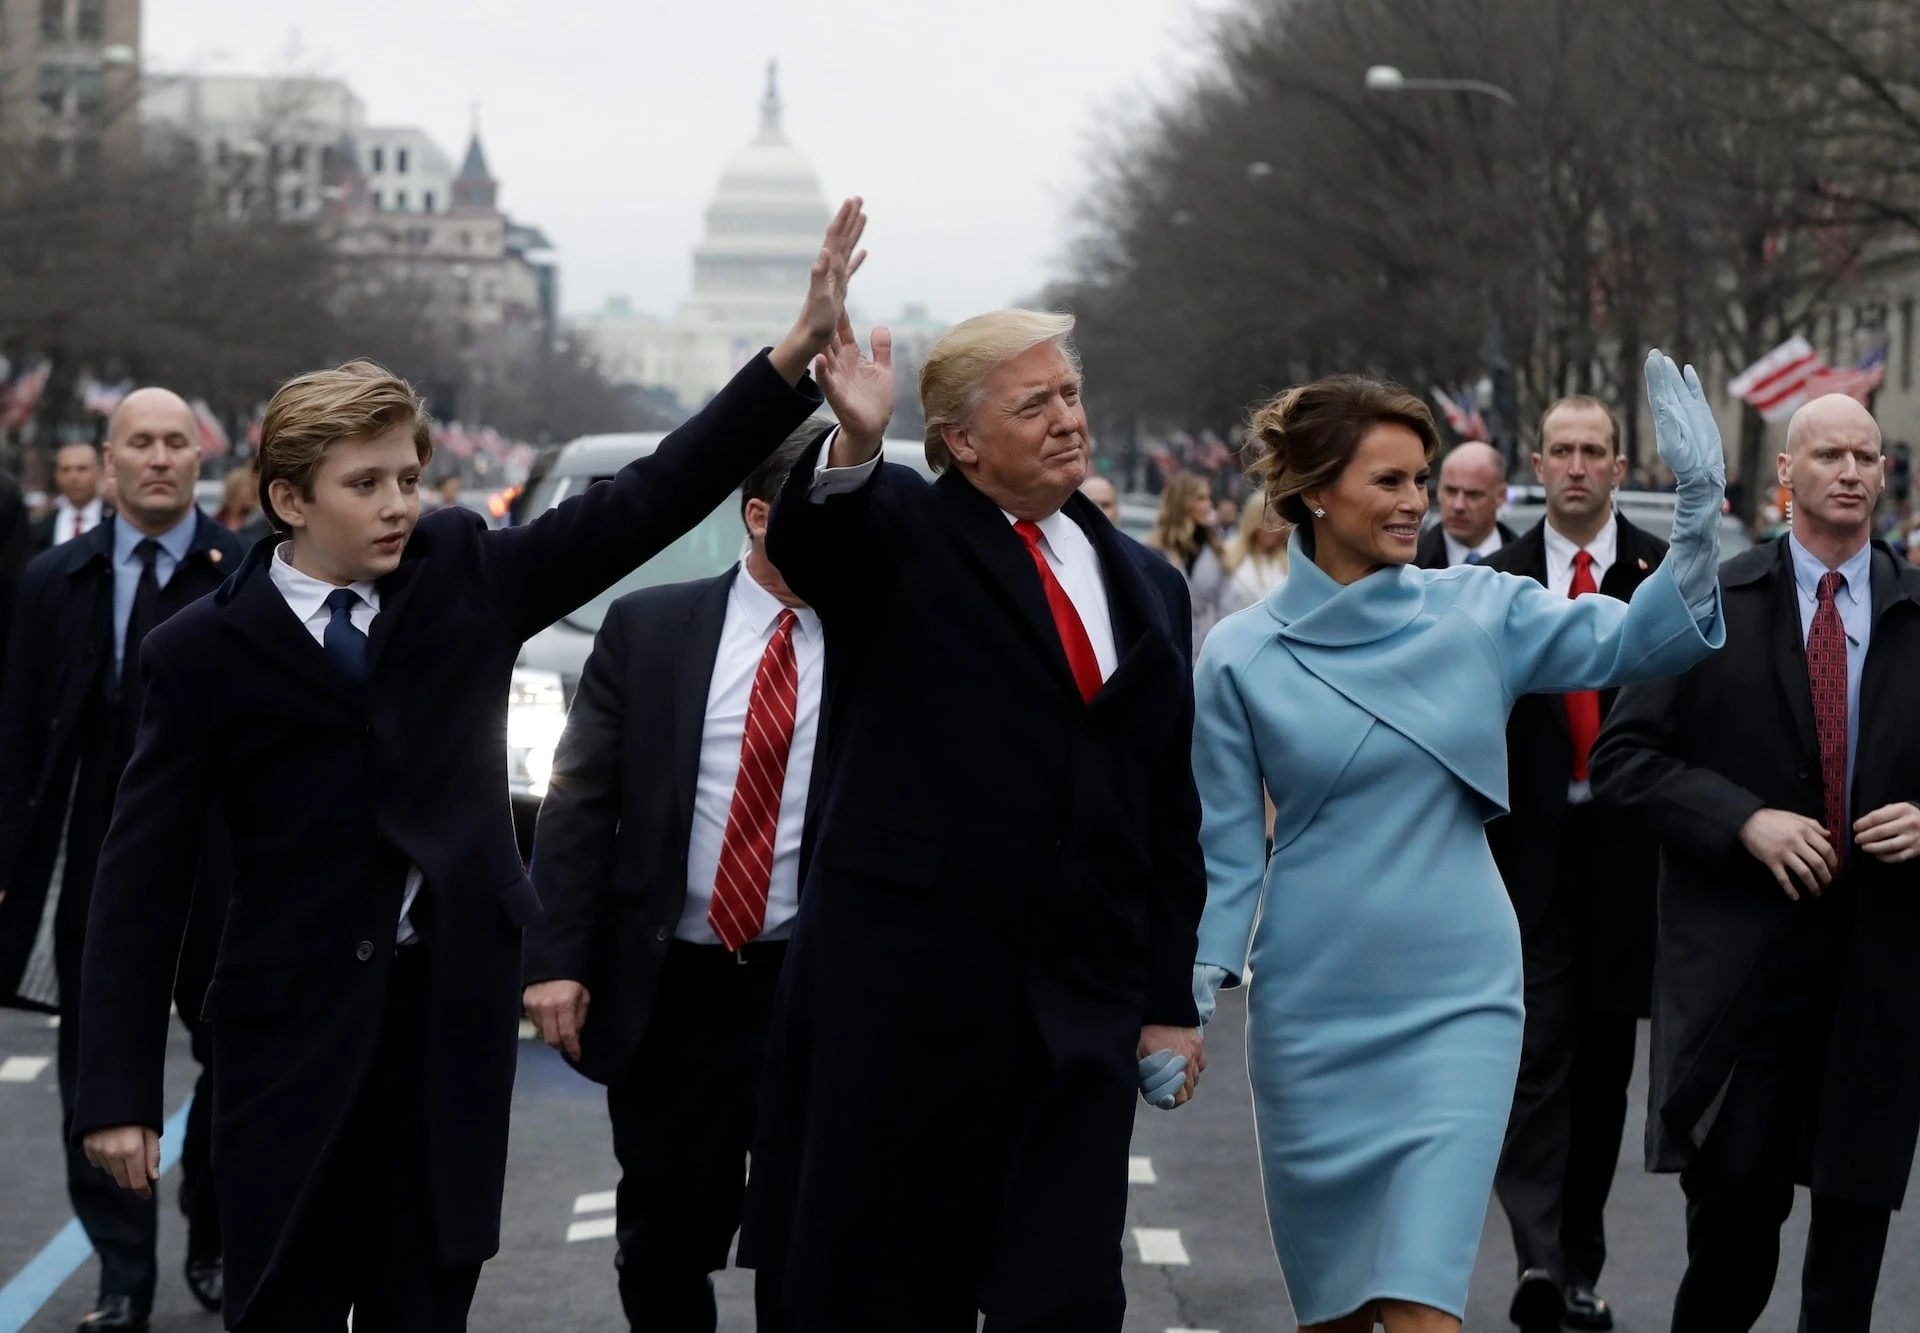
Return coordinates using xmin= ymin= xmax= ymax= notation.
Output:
xmin=105 ymin=397 xmax=201 ymax=530
xmin=1313 ymin=423 xmax=1431 ymax=568
xmin=1533 ymin=404 xmax=1625 ymax=528
xmin=273 ymin=425 xmax=423 ymax=583
xmin=944 ymin=340 xmax=1090 ymax=518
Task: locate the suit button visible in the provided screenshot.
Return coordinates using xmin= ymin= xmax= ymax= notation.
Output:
xmin=1798 ymin=768 xmax=1810 ymax=781
xmin=355 ymin=941 xmax=374 ymax=962
xmin=655 ymin=926 xmax=669 ymax=942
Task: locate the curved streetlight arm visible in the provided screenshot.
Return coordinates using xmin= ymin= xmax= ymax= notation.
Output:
xmin=1364 ymin=65 xmax=1518 ymax=109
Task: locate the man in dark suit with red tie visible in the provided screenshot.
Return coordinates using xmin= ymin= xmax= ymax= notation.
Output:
xmin=1593 ymin=393 xmax=1920 ymax=1333
xmin=521 ymin=424 xmax=830 ymax=1332
xmin=744 ymin=310 xmax=1207 ymax=1333
xmin=1484 ymin=397 xmax=1667 ymax=1333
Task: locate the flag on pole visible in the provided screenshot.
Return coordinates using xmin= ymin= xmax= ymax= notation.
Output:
xmin=190 ymin=399 xmax=230 ymax=457
xmin=1802 ymin=341 xmax=1888 ymax=405
xmin=1729 ymin=336 xmax=1827 ymax=421
xmin=1430 ymin=386 xmax=1488 ymax=441
xmin=0 ymin=360 xmax=52 ymax=431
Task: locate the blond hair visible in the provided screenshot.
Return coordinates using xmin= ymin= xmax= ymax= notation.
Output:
xmin=257 ymin=360 xmax=432 ymax=532
xmin=1223 ymin=490 xmax=1290 ymax=575
xmin=920 ymin=309 xmax=1079 ymax=473
xmin=1147 ymin=473 xmax=1222 ymax=566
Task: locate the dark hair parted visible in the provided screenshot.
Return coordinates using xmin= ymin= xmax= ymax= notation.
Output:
xmin=741 ymin=415 xmax=833 ymax=513
xmin=1246 ymin=375 xmax=1441 ymax=526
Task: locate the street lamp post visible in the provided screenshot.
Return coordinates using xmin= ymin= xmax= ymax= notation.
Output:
xmin=1363 ymin=65 xmax=1519 ymax=109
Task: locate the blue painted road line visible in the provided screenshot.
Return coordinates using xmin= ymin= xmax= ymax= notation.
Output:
xmin=0 ymin=1098 xmax=193 ymax=1333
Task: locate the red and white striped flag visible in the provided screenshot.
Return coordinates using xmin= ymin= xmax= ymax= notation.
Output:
xmin=190 ymin=399 xmax=230 ymax=456
xmin=1729 ymin=336 xmax=1826 ymax=422
xmin=1802 ymin=342 xmax=1887 ymax=406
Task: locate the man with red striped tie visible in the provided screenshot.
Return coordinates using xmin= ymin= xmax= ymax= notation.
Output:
xmin=741 ymin=309 xmax=1208 ymax=1333
xmin=522 ymin=420 xmax=833 ymax=1332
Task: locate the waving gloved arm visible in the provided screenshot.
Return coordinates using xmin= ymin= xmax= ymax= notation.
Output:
xmin=1646 ymin=349 xmax=1726 ymax=620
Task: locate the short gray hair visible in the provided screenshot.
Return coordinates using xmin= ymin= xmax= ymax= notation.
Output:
xmin=920 ymin=309 xmax=1079 ymax=473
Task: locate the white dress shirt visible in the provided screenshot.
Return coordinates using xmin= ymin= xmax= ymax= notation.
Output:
xmin=267 ymin=544 xmax=423 ymax=944
xmin=1541 ymin=511 xmax=1619 ymax=804
xmin=810 ymin=437 xmax=1118 ymax=681
xmin=680 ymin=570 xmax=824 ymax=943
xmin=52 ymin=496 xmax=104 ymax=545
xmin=1443 ymin=526 xmax=1506 ymax=567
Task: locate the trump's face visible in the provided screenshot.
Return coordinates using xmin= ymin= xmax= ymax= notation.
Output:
xmin=943 ymin=341 xmax=1089 ymax=520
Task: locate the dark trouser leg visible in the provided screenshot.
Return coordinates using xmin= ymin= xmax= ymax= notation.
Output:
xmin=1495 ymin=887 xmax=1578 ymax=1282
xmin=179 ymin=1013 xmax=221 ymax=1263
xmin=56 ymin=935 xmax=159 ymax=1312
xmin=1670 ymin=1166 xmax=1793 ymax=1333
xmin=1797 ymin=1193 xmax=1890 ymax=1333
xmin=608 ymin=942 xmax=784 ymax=1333
xmin=1559 ymin=1011 xmax=1637 ymax=1289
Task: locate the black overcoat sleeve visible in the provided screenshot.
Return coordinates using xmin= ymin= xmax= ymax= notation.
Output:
xmin=1142 ymin=559 xmax=1205 ymax=1028
xmin=73 ymin=641 xmax=209 ymax=1136
xmin=479 ymin=351 xmax=821 ymax=640
xmin=764 ymin=428 xmax=904 ymax=619
xmin=525 ymin=602 xmax=632 ymax=987
xmin=0 ymin=559 xmax=49 ymax=892
xmin=1588 ymin=668 xmax=1765 ymax=868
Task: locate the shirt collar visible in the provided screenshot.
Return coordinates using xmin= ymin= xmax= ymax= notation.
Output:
xmin=114 ymin=508 xmax=198 ymax=567
xmin=1788 ymin=532 xmax=1871 ymax=608
xmin=57 ymin=496 xmax=101 ymax=519
xmin=1000 ymin=506 xmax=1083 ymax=555
xmin=1445 ymin=526 xmax=1503 ymax=563
xmin=733 ymin=564 xmax=819 ymax=642
xmin=269 ymin=541 xmax=383 ymax=623
xmin=1542 ymin=508 xmax=1617 ymax=570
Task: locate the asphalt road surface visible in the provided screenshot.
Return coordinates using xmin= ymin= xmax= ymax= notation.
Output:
xmin=3 ymin=992 xmax=1915 ymax=1332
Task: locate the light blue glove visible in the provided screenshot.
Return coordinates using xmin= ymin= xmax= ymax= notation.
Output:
xmin=1645 ymin=349 xmax=1726 ymax=618
xmin=1193 ymin=963 xmax=1230 ymax=1030
xmin=1138 ymin=1049 xmax=1189 ymax=1110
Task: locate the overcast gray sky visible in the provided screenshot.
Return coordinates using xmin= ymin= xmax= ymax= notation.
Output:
xmin=147 ymin=0 xmax=1225 ymax=324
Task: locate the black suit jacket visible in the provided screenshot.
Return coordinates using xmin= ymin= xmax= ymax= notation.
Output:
xmin=1483 ymin=513 xmax=1667 ymax=1013
xmin=0 ymin=470 xmax=30 ymax=655
xmin=70 ymin=353 xmax=821 ymax=1323
xmin=1415 ymin=517 xmax=1518 ymax=570
xmin=523 ymin=567 xmax=826 ymax=1086
xmin=1591 ymin=537 xmax=1920 ymax=1207
xmin=0 ymin=512 xmax=245 ymax=1014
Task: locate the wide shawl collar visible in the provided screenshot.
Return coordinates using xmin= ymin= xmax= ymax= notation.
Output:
xmin=1259 ymin=530 xmax=1513 ymax=854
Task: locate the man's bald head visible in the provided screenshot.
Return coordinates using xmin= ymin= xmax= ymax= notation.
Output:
xmin=1079 ymin=474 xmax=1120 ymax=524
xmin=1779 ymin=393 xmax=1884 ymax=542
xmin=106 ymin=387 xmax=196 ymax=445
xmin=1437 ymin=442 xmax=1506 ymax=545
xmin=104 ymin=386 xmax=202 ymax=533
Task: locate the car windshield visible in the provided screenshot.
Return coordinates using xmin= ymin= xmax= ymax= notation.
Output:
xmin=538 ymin=473 xmax=747 ymax=632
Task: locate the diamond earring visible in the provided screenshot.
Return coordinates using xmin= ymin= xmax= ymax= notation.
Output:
xmin=1312 ymin=507 xmax=1327 ymax=518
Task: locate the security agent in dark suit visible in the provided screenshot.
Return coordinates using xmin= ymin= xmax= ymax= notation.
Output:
xmin=32 ymin=442 xmax=110 ymax=550
xmin=1414 ymin=440 xmax=1517 ymax=568
xmin=0 ymin=466 xmax=32 ymax=653
xmin=1483 ymin=397 xmax=1664 ymax=1333
xmin=1592 ymin=394 xmax=1920 ymax=1333
xmin=69 ymin=198 xmax=861 ymax=1333
xmin=522 ymin=423 xmax=829 ymax=1331
xmin=0 ymin=390 xmax=243 ymax=1331
xmin=745 ymin=311 xmax=1206 ymax=1333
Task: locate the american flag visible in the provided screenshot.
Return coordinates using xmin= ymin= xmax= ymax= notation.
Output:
xmin=1802 ymin=342 xmax=1888 ymax=405
xmin=190 ymin=399 xmax=230 ymax=457
xmin=1729 ymin=336 xmax=1826 ymax=422
xmin=1430 ymin=386 xmax=1488 ymax=442
xmin=0 ymin=360 xmax=51 ymax=431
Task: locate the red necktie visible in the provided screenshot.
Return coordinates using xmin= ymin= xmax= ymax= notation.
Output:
xmin=709 ymin=609 xmax=800 ymax=950
xmin=1013 ymin=520 xmax=1103 ymax=703
xmin=1807 ymin=571 xmax=1849 ymax=865
xmin=1565 ymin=550 xmax=1602 ymax=780
xmin=75 ymin=511 xmax=88 ymax=536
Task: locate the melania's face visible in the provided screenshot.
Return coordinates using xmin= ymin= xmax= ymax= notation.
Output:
xmin=1308 ymin=423 xmax=1431 ymax=583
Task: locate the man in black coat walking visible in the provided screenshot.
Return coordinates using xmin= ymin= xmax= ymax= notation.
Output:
xmin=1484 ymin=397 xmax=1665 ymax=1333
xmin=1592 ymin=393 xmax=1920 ymax=1333
xmin=745 ymin=309 xmax=1207 ymax=1332
xmin=521 ymin=424 xmax=830 ymax=1331
xmin=1415 ymin=440 xmax=1517 ymax=568
xmin=71 ymin=200 xmax=864 ymax=1332
xmin=0 ymin=389 xmax=243 ymax=1330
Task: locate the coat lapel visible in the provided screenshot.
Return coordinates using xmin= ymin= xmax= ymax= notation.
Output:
xmin=671 ymin=570 xmax=736 ymax=843
xmin=367 ymin=552 xmax=427 ymax=673
xmin=56 ymin=522 xmax=117 ymax=716
xmin=218 ymin=546 xmax=364 ymax=710
xmin=1856 ymin=543 xmax=1920 ymax=792
xmin=1756 ymin=538 xmax=1819 ymax=767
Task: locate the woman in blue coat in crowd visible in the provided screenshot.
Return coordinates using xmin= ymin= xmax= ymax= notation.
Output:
xmin=1186 ymin=353 xmax=1726 ymax=1333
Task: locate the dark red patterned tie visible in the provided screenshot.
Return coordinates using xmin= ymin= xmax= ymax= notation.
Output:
xmin=1806 ymin=571 xmax=1849 ymax=865
xmin=1565 ymin=550 xmax=1602 ymax=780
xmin=1013 ymin=520 xmax=1103 ymax=703
xmin=709 ymin=610 xmax=799 ymax=950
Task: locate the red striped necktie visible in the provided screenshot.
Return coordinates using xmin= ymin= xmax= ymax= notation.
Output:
xmin=1565 ymin=550 xmax=1601 ymax=780
xmin=1013 ymin=520 xmax=1103 ymax=703
xmin=709 ymin=609 xmax=800 ymax=950
xmin=1807 ymin=572 xmax=1849 ymax=865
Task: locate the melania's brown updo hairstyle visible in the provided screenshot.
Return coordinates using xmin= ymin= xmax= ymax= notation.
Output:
xmin=1246 ymin=375 xmax=1442 ymax=526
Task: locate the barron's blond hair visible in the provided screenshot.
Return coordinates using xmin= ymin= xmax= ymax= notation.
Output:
xmin=920 ymin=309 xmax=1080 ymax=474
xmin=257 ymin=360 xmax=433 ymax=532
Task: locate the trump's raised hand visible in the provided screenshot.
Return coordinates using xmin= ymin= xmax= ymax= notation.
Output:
xmin=819 ymin=313 xmax=894 ymax=466
xmin=771 ymin=197 xmax=868 ymax=385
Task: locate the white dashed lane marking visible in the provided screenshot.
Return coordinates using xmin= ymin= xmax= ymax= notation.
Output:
xmin=0 ymin=1055 xmax=52 ymax=1082
xmin=1132 ymin=1227 xmax=1191 ymax=1265
xmin=566 ymin=1189 xmax=617 ymax=1242
xmin=572 ymin=1190 xmax=617 ymax=1214
xmin=1129 ymin=1155 xmax=1158 ymax=1184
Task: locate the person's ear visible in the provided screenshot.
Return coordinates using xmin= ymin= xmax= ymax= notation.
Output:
xmin=1531 ymin=452 xmax=1546 ymax=486
xmin=1776 ymin=451 xmax=1793 ymax=491
xmin=268 ymin=477 xmax=308 ymax=531
xmin=942 ymin=424 xmax=977 ymax=467
xmin=743 ymin=496 xmax=771 ymax=542
xmin=1610 ymin=454 xmax=1628 ymax=488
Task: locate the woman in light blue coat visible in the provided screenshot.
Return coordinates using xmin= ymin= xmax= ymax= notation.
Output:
xmin=1185 ymin=354 xmax=1725 ymax=1333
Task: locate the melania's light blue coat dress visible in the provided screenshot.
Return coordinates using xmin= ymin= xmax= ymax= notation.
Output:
xmin=1191 ymin=533 xmax=1721 ymax=1325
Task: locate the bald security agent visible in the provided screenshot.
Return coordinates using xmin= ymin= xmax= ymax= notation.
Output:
xmin=1416 ymin=441 xmax=1517 ymax=568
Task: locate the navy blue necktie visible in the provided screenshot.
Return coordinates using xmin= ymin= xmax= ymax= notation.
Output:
xmin=323 ymin=587 xmax=369 ymax=681
xmin=1464 ymin=551 xmax=1485 ymax=565
xmin=120 ymin=539 xmax=164 ymax=739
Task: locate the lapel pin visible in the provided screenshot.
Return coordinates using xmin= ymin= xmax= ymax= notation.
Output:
xmin=1637 ymin=558 xmax=1648 ymax=570
xmin=210 ymin=549 xmax=223 ymax=563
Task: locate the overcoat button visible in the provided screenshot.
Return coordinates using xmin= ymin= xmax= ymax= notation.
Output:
xmin=355 ymin=941 xmax=375 ymax=962
xmin=655 ymin=926 xmax=669 ymax=942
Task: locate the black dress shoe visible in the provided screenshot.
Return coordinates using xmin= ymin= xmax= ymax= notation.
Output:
xmin=184 ymin=1256 xmax=224 ymax=1313
xmin=1563 ymin=1282 xmax=1615 ymax=1331
xmin=76 ymin=1294 xmax=147 ymax=1331
xmin=1508 ymin=1269 xmax=1565 ymax=1333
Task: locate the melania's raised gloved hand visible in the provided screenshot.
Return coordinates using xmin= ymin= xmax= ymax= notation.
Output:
xmin=1646 ymin=349 xmax=1726 ymax=618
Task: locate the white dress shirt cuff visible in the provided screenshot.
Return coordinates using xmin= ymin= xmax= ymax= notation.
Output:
xmin=807 ymin=426 xmax=881 ymax=502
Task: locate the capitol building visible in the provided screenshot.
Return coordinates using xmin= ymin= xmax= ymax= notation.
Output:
xmin=575 ymin=65 xmax=945 ymax=414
